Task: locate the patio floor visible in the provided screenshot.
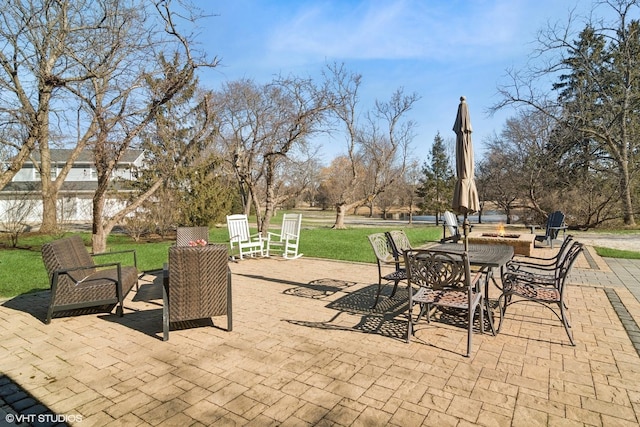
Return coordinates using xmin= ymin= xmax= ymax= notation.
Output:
xmin=1 ymin=243 xmax=640 ymax=426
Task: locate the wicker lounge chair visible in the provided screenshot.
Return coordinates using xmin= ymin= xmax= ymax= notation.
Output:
xmin=41 ymin=235 xmax=138 ymax=324
xmin=163 ymin=244 xmax=232 ymax=341
xmin=403 ymin=249 xmax=484 ymax=357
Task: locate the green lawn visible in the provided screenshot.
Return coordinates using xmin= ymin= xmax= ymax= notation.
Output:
xmin=0 ymin=225 xmax=442 ymax=298
xmin=594 ymin=246 xmax=640 ymax=259
xmin=2 ymin=221 xmax=638 ymax=299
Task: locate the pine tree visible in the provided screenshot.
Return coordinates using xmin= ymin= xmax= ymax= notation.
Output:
xmin=416 ymin=132 xmax=455 ymax=223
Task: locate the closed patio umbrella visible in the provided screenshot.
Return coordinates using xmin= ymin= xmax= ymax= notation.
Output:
xmin=452 ymin=96 xmax=480 ymax=250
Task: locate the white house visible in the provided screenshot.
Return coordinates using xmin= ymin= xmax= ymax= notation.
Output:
xmin=1 ymin=149 xmax=145 ymax=224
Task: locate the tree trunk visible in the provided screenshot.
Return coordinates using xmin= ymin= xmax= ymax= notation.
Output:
xmin=91 ymin=183 xmax=107 ymax=253
xmin=261 ymin=160 xmax=276 ymax=236
xmin=92 ymin=230 xmax=108 ymax=254
xmin=333 ymin=203 xmax=347 ymax=229
xmin=620 ymin=160 xmax=636 ymax=226
xmin=40 ymin=183 xmax=59 ymax=233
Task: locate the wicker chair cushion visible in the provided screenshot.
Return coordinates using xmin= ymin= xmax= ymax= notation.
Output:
xmin=42 ymin=235 xmax=97 ymax=284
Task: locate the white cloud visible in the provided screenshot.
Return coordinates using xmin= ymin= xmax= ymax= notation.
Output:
xmin=266 ymin=0 xmax=539 ymax=62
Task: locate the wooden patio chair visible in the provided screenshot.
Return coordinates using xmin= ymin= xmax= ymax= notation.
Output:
xmin=226 ymin=214 xmax=264 ymax=260
xmin=41 ymin=235 xmax=138 ymax=324
xmin=266 ymin=213 xmax=302 ymax=259
xmin=532 ymin=210 xmax=568 ymax=248
xmin=403 ymin=249 xmax=484 ymax=357
xmin=440 ymin=211 xmax=462 ymax=243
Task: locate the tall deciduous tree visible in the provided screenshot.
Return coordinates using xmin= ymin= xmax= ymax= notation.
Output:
xmin=326 ymin=64 xmax=418 ymax=228
xmin=215 ymin=75 xmax=333 ymax=234
xmin=0 ymin=0 xmax=103 ymax=231
xmin=495 ymin=0 xmax=639 ymax=226
xmin=0 ymin=0 xmax=219 ymax=247
xmin=69 ymin=1 xmax=218 ymax=252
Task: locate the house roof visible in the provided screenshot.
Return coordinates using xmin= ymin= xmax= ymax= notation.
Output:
xmin=29 ymin=149 xmax=144 ymax=164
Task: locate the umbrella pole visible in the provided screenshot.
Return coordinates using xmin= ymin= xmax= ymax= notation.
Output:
xmin=463 ymin=213 xmax=470 ymax=252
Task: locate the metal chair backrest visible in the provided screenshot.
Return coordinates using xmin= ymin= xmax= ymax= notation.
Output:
xmin=367 ymin=233 xmax=395 ymax=265
xmin=386 ymin=230 xmax=412 ymax=260
xmin=404 ymin=249 xmax=471 ymax=292
xmin=555 ymin=241 xmax=584 ymax=290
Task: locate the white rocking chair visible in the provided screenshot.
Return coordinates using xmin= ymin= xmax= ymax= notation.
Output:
xmin=226 ymin=214 xmax=264 ymax=260
xmin=266 ymin=213 xmax=302 ymax=259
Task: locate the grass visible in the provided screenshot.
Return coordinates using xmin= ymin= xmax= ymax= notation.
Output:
xmin=594 ymin=246 xmax=640 ymax=259
xmin=1 ymin=217 xmax=638 ymax=298
xmin=0 ymin=224 xmax=442 ymax=298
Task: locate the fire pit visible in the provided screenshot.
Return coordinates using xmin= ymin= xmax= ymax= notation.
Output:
xmin=468 ymin=230 xmax=535 ymax=256
xmin=481 ymin=233 xmax=521 ymax=239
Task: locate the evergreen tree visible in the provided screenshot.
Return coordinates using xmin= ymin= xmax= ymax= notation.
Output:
xmin=416 ymin=132 xmax=454 ymax=223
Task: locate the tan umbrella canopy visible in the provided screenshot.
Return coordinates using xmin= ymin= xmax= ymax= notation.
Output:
xmin=452 ymin=96 xmax=479 ymax=249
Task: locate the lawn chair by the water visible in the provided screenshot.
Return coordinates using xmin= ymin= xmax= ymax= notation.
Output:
xmin=532 ymin=210 xmax=567 ymax=248
xmin=440 ymin=211 xmax=463 ymax=243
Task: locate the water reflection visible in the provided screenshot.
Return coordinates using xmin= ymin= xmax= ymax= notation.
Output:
xmin=413 ymin=211 xmax=516 ymax=224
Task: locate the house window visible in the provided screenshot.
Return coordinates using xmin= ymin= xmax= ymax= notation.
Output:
xmin=83 ymin=168 xmax=97 ymax=179
xmin=34 ymin=165 xmax=57 ymax=179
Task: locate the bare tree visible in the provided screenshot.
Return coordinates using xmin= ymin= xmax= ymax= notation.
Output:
xmin=0 ymin=0 xmax=104 ymax=231
xmin=215 ymin=75 xmax=333 ymax=234
xmin=1 ymin=0 xmax=219 ymax=245
xmin=326 ymin=65 xmax=419 ymax=228
xmin=214 ymin=79 xmax=267 ymax=221
xmin=401 ymin=159 xmax=422 ymax=224
xmin=66 ymin=1 xmax=218 ymax=252
xmin=494 ymin=0 xmax=640 ymax=226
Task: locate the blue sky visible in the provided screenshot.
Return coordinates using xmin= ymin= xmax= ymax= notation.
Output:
xmin=190 ymin=0 xmax=604 ymax=164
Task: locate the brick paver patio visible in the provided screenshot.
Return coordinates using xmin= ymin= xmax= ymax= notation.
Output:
xmin=1 ymin=242 xmax=639 ymax=426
